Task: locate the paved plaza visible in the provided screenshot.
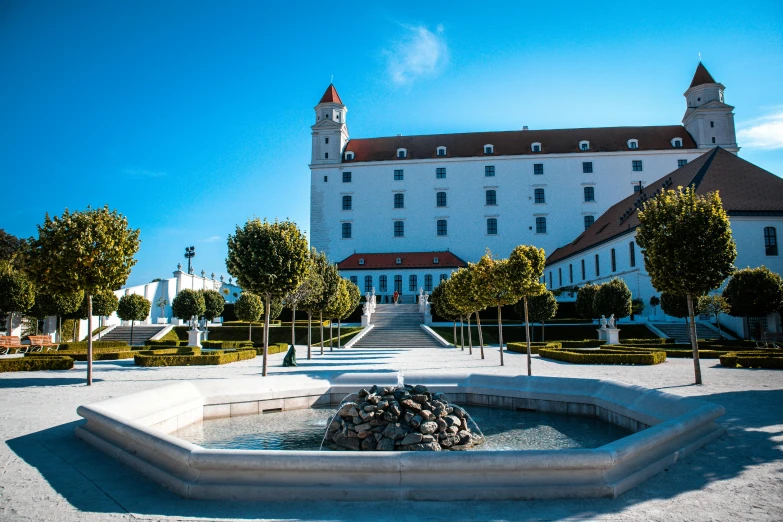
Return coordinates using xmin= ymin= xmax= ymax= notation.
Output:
xmin=1 ymin=343 xmax=782 ymax=521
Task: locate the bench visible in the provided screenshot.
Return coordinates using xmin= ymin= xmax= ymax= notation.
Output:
xmin=0 ymin=336 xmax=27 ymax=355
xmin=756 ymin=332 xmax=783 ymax=349
xmin=28 ymin=335 xmax=59 ymax=352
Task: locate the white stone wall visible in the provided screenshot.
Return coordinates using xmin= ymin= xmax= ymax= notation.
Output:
xmin=311 ymin=149 xmax=704 ymax=265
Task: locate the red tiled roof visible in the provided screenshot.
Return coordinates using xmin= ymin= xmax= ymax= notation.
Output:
xmin=319 ymin=84 xmax=343 ymax=105
xmin=546 ymin=148 xmax=783 ymax=265
xmin=337 ymin=251 xmax=467 ymax=270
xmin=689 ymin=63 xmax=717 ymax=88
xmin=342 ymin=126 xmax=696 ymax=162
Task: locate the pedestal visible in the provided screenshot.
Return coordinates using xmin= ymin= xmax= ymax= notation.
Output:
xmin=361 ymin=315 xmax=371 ymax=327
xmin=597 ymin=328 xmax=620 ymax=345
xmin=187 ymin=329 xmax=203 ymax=348
xmin=156 ymin=318 xmax=168 ymax=325
xmin=424 ymin=313 xmax=432 ymax=326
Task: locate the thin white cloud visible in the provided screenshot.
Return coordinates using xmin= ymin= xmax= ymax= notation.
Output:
xmin=737 ymin=109 xmax=783 ymax=150
xmin=122 ymin=168 xmax=167 ymax=178
xmin=386 ymin=24 xmax=449 ymax=85
xmin=199 ymin=235 xmax=221 ymax=243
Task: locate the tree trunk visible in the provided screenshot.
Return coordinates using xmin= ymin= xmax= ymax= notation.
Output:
xmin=291 ymin=305 xmax=297 ymax=347
xmin=715 ymin=312 xmax=722 ymax=339
xmin=467 ymin=314 xmax=473 ymax=355
xmin=87 ymin=294 xmax=93 ymax=386
xmin=58 ymin=316 xmax=61 ymax=343
xmin=319 ymin=312 xmax=324 ymax=355
xmin=307 ymin=312 xmax=312 ymax=359
xmin=329 ymin=320 xmax=333 ymax=352
xmin=338 ymin=319 xmax=342 ymax=349
xmin=130 ymin=319 xmax=134 ymax=347
xmin=686 ymin=294 xmax=702 ymax=385
xmin=452 ymin=321 xmax=457 ymax=347
xmin=476 ymin=312 xmax=485 ymax=359
xmin=262 ymin=293 xmax=271 ymax=377
xmin=524 ymin=297 xmax=531 ymax=376
xmin=541 ymin=321 xmax=545 ymax=342
xmin=498 ymin=305 xmax=505 ymax=366
xmin=459 ymin=318 xmax=464 ymax=350
xmin=99 ymin=316 xmax=103 ymax=340
xmin=248 ymin=321 xmax=252 ymax=342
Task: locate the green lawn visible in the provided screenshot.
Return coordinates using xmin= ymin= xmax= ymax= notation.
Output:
xmin=432 ymin=324 xmax=658 ymax=344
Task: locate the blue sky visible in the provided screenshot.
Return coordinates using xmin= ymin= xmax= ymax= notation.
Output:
xmin=2 ymin=0 xmax=782 ymax=287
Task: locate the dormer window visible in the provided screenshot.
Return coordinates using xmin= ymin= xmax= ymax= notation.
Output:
xmin=397 ymin=148 xmax=407 ymax=159
xmin=345 ymin=151 xmax=355 ymax=160
xmin=627 ymin=139 xmax=638 ymax=149
xmin=436 ymin=146 xmax=447 ymax=156
xmin=579 ymin=141 xmax=590 ymax=151
xmin=433 ymin=257 xmax=439 ymax=264
xmin=396 ymin=258 xmax=402 ymax=265
xmin=484 ymin=144 xmax=494 ymax=154
xmin=671 ymin=138 xmax=683 ymax=148
xmin=359 ymin=258 xmax=365 ymax=265
xmin=531 ymin=142 xmax=542 ymax=152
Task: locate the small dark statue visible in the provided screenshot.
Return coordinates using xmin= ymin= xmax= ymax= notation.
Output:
xmin=282 ymin=345 xmax=297 ymax=367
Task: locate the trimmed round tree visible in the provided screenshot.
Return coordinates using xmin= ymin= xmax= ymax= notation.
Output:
xmin=697 ymin=294 xmax=731 ymax=339
xmin=649 ymin=295 xmax=660 ymax=316
xmin=116 ymin=294 xmax=151 ymax=346
xmin=172 ymin=289 xmax=206 ymax=329
xmin=28 ymin=206 xmax=140 ymax=385
xmin=636 ymin=187 xmax=736 ymax=384
xmin=32 ymin=289 xmax=84 ymax=341
xmin=337 ymin=279 xmax=361 ymax=348
xmin=234 ymin=291 xmax=263 ymax=342
xmin=201 ymin=289 xmax=225 ymax=336
xmin=91 ymin=290 xmax=119 ymax=340
xmin=431 ymin=281 xmax=460 ymax=349
xmin=323 ymin=278 xmax=349 ymax=351
xmin=660 ymin=291 xmax=689 ymax=319
xmin=449 ymin=267 xmax=476 ymax=355
xmin=508 ymin=245 xmax=546 ymax=375
xmin=516 ymin=289 xmax=558 ymax=342
xmin=283 ymin=252 xmax=323 ymax=350
xmin=722 ymin=266 xmax=783 ymax=338
xmin=305 ymin=250 xmax=340 ymax=358
xmin=575 ymin=283 xmax=599 ymax=320
xmin=593 ymin=278 xmax=632 ymax=321
xmin=0 ymin=262 xmax=36 ymax=335
xmin=473 ymin=253 xmax=518 ymax=367
xmin=227 ymin=219 xmax=309 ymax=376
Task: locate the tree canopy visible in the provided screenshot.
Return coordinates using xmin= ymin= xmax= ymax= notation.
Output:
xmin=201 ymin=289 xmax=225 ymax=321
xmin=117 ymin=294 xmax=150 ymax=323
xmin=0 ymin=262 xmax=36 ymax=330
xmin=575 ymin=284 xmax=599 ymax=319
xmin=722 ymin=266 xmax=783 ymax=319
xmin=171 ymin=289 xmax=206 ymax=322
xmin=660 ymin=291 xmax=689 ymax=319
xmin=235 ymin=291 xmax=263 ymax=341
xmin=593 ymin=278 xmax=632 ymax=319
xmin=91 ymin=290 xmax=119 ymax=317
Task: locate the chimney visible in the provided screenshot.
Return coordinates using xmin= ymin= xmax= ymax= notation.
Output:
xmin=523 ymin=126 xmax=529 ymax=131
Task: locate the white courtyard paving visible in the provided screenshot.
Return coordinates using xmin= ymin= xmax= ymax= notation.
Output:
xmin=1 ymin=343 xmax=782 ymax=521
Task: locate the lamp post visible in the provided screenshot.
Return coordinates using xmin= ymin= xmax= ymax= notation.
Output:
xmin=184 ymin=246 xmax=195 ymax=274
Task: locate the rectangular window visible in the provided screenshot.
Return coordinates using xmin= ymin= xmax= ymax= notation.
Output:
xmin=584 ymin=215 xmax=595 ymax=229
xmin=437 ymin=219 xmax=447 ymax=236
xmin=569 ymin=264 xmax=573 ymax=284
xmin=710 ymin=121 xmax=714 ymax=128
xmin=535 ymin=217 xmax=547 ymax=234
xmin=409 ymin=275 xmax=417 ymax=292
xmin=436 ymin=192 xmax=447 ymax=207
xmin=424 ymin=274 xmax=433 ymax=292
xmin=393 ymin=221 xmax=404 ymax=237
xmin=595 ymin=254 xmax=600 ymax=277
xmin=548 ymin=271 xmax=552 ymax=288
xmin=487 ymin=218 xmax=498 ymax=235
xmin=764 ymin=227 xmax=778 ymax=256
xmin=634 ymin=185 xmax=642 ymax=193
xmin=394 ymin=169 xmax=404 ymax=180
xmin=611 ymin=248 xmax=616 ymax=272
xmin=394 ymin=193 xmax=404 ymax=208
xmin=436 ymin=167 xmax=446 ymax=179
xmin=440 ymin=274 xmax=447 ymax=282
xmin=558 ymin=267 xmax=562 ymax=287
xmin=486 ymin=190 xmax=497 ymax=205
xmin=712 ymin=137 xmax=716 ymax=144
xmin=342 ymin=195 xmax=352 ymax=210
xmin=678 ymin=159 xmax=688 ymax=168
xmin=342 ymin=172 xmax=351 ymax=183
xmin=632 ymin=160 xmax=643 ymax=172
xmin=534 ymin=188 xmax=545 ymax=204
xmin=324 ymin=175 xmax=328 ymax=182
xmin=364 ymin=275 xmax=373 ymax=293
xmin=629 ymin=241 xmax=636 ymax=267
xmin=379 ymin=275 xmax=388 ymax=292
xmin=394 ymin=275 xmax=402 ymax=293
xmin=485 ymin=165 xmax=495 ymax=177
xmin=582 ymin=162 xmax=593 ymax=174
xmin=584 ymin=186 xmax=595 ymax=202
xmin=341 ymin=222 xmax=352 ymax=239
xmin=350 ymin=275 xmax=357 ymax=285
xmin=581 ymin=259 xmax=586 ymax=280
xmin=534 ymin=163 xmax=544 ymax=175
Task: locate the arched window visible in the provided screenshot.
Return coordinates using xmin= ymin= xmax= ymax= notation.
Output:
xmin=436 ymin=146 xmax=447 ymax=156
xmin=531 ymin=142 xmax=542 ymax=152
xmin=611 ymin=248 xmax=617 ymax=272
xmin=579 ymin=140 xmax=590 ymax=151
xmin=534 ymin=188 xmax=545 ymax=204
xmin=341 ymin=223 xmax=352 ymax=239
xmin=397 ymin=148 xmax=407 ymax=158
xmin=584 ymin=215 xmax=595 ymax=229
xmin=436 ymin=192 xmax=447 ymax=207
xmin=344 ymin=151 xmax=355 ymax=160
xmin=394 ymin=193 xmax=404 ymax=208
xmin=485 ymin=190 xmax=497 ymax=205
xmin=364 ymin=275 xmax=373 ymax=293
xmin=394 ymin=221 xmax=404 ymax=237
xmin=764 ymin=227 xmax=778 ymax=256
xmin=484 ymin=144 xmax=494 ymax=154
xmin=342 ymin=195 xmax=352 ymax=210
xmin=629 ymin=241 xmax=636 ymax=267
xmin=584 ymin=186 xmax=595 ymax=202
xmin=671 ymin=138 xmax=683 ymax=148
xmin=627 ymin=139 xmax=638 ymax=149
xmin=409 ymin=274 xmax=417 ymax=292
xmin=379 ymin=275 xmax=388 ymax=292
xmin=424 ymin=274 xmax=433 ymax=291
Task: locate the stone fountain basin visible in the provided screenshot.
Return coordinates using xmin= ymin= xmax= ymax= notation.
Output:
xmin=75 ymin=372 xmax=724 ymax=501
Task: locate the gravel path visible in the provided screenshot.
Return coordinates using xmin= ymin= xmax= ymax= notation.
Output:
xmin=1 ymin=343 xmax=782 ymax=521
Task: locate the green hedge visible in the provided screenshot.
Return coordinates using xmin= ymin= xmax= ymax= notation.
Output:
xmin=144 ymin=339 xmax=189 ymax=347
xmin=557 ymin=339 xmax=608 ymax=348
xmin=0 ymin=356 xmax=74 ymax=372
xmin=134 ymin=348 xmax=256 ymax=367
xmin=720 ymin=351 xmax=783 ymax=369
xmin=622 ymin=338 xmax=675 ymax=345
xmin=221 ymin=320 xmax=282 ymax=327
xmin=254 ymin=343 xmax=289 ymax=356
xmin=135 ymin=347 xmax=202 ymax=356
xmin=539 ymin=347 xmax=666 ymax=365
xmin=171 ymin=325 xmax=363 ymax=346
xmin=611 ymin=345 xmax=769 ymax=359
xmin=58 ymin=340 xmax=129 ymax=351
xmin=201 ymin=340 xmax=254 ymax=349
xmin=506 ymin=342 xmax=561 ymax=354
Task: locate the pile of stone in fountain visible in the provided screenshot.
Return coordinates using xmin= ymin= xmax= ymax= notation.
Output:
xmin=325 ymin=384 xmax=484 ymax=451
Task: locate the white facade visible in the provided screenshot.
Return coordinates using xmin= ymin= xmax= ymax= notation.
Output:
xmin=337 ymin=268 xmax=458 ymax=303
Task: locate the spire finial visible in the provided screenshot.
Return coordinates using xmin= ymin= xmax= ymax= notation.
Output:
xmin=330 ymin=74 xmax=334 ymax=84
xmin=698 ymin=52 xmax=701 ymax=62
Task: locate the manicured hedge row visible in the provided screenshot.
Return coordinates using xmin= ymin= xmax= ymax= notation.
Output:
xmin=0 ymin=356 xmax=74 ymax=372
xmin=134 ymin=348 xmax=257 ymax=367
xmin=222 ymin=320 xmax=282 ymax=327
xmin=201 ymin=340 xmax=254 ymax=349
xmin=622 ymin=338 xmax=674 ymax=345
xmin=59 ymin=340 xmax=129 ymax=351
xmin=255 ymin=343 xmax=289 ymax=355
xmin=144 ymin=340 xmax=189 ymax=347
xmin=610 ymin=345 xmax=768 ymax=360
xmin=539 ymin=347 xmax=666 ymax=365
xmin=557 ymin=340 xmax=608 ymax=348
xmin=720 ymin=351 xmax=783 ymax=369
xmin=506 ymin=342 xmax=561 ymax=355
xmin=135 ymin=347 xmax=202 ymax=356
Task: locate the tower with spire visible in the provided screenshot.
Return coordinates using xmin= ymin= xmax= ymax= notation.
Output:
xmin=682 ymin=63 xmax=739 ymax=153
xmin=311 ymin=84 xmax=349 ymax=165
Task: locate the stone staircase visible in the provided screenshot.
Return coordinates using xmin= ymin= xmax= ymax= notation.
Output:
xmin=652 ymin=321 xmax=722 ymax=343
xmin=98 ymin=325 xmax=168 ymax=346
xmin=352 ymin=304 xmax=442 ymax=350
